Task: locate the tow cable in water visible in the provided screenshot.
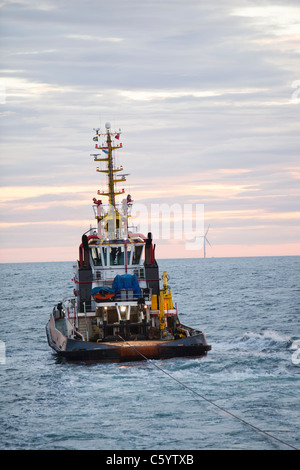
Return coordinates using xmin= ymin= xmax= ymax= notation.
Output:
xmin=118 ymin=335 xmax=298 ymax=451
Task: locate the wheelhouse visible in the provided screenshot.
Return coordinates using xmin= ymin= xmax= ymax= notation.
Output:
xmin=89 ymin=238 xmax=144 ymax=268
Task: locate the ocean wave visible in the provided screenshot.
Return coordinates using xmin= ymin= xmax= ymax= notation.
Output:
xmin=207 ymin=330 xmax=293 ymax=362
xmin=243 ymin=329 xmax=290 ymax=342
xmin=240 ymin=329 xmax=291 ymax=350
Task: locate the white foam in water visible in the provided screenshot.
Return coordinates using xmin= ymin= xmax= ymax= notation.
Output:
xmin=0 ymin=340 xmax=6 ymax=365
xmin=243 ymin=329 xmax=290 ymax=344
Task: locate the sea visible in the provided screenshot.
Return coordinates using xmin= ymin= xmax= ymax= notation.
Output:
xmin=0 ymin=256 xmax=299 ymax=452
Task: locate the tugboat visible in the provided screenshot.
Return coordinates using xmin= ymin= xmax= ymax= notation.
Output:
xmin=46 ymin=122 xmax=211 ymax=362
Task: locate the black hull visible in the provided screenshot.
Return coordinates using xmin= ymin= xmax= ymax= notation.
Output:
xmin=46 ymin=320 xmax=211 ymax=363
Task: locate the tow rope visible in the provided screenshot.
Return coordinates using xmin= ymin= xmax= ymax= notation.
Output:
xmin=118 ymin=335 xmax=298 ymax=450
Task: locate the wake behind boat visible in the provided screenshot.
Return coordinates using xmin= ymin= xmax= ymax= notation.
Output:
xmin=46 ymin=122 xmax=211 ymax=362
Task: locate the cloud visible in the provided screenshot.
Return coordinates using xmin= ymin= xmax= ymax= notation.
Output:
xmin=118 ymin=87 xmax=267 ymax=102
xmin=0 ymin=185 xmax=93 ymax=203
xmin=65 ymin=34 xmax=124 ymax=43
xmin=2 ymin=76 xmax=73 ymax=100
xmin=230 ymin=5 xmax=300 ymax=36
xmin=2 ymin=0 xmax=56 ymax=11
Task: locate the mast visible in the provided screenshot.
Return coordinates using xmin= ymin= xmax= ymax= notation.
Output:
xmin=107 ymin=127 xmax=115 ymax=207
xmin=92 ymin=122 xmax=130 ymax=239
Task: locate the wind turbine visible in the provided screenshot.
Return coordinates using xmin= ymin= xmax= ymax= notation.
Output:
xmin=203 ymin=225 xmax=211 ymax=258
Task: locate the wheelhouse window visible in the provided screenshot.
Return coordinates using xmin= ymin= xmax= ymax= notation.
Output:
xmin=102 ymin=247 xmax=108 ymax=266
xmin=90 ymin=247 xmax=102 ymax=266
xmin=110 ymin=246 xmax=125 ymax=265
xmin=126 ymin=244 xmax=133 ymax=264
xmin=90 ymin=246 xmax=108 ymax=266
xmin=132 ymin=245 xmax=143 ymax=265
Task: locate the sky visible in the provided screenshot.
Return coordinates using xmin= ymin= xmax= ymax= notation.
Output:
xmin=0 ymin=0 xmax=300 ymax=262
